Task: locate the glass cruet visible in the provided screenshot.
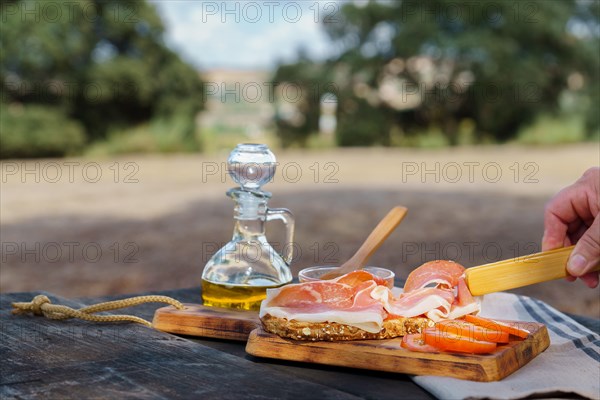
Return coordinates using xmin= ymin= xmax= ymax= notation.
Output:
xmin=201 ymin=143 xmax=294 ymax=310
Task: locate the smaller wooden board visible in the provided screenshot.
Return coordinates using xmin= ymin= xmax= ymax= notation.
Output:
xmin=152 ymin=303 xmax=259 ymax=341
xmin=245 ymin=322 xmax=550 ymax=382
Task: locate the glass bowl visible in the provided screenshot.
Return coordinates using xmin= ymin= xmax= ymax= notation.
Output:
xmin=298 ymin=266 xmax=395 ymax=289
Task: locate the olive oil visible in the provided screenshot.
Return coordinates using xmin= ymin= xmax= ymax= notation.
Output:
xmin=201 ymin=279 xmax=283 ymax=311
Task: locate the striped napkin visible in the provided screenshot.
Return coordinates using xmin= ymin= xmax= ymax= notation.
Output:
xmin=412 ymin=292 xmax=600 ymax=400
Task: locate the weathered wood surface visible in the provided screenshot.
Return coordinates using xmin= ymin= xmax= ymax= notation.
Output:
xmin=246 ymin=323 xmax=550 ymax=382
xmin=152 ymin=303 xmax=259 ymax=341
xmin=1 ymin=288 xmax=435 ymax=400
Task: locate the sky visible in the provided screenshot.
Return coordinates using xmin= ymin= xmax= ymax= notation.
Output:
xmin=150 ymin=1 xmax=338 ymax=71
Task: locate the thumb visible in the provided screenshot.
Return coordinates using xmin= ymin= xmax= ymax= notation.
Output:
xmin=567 ymin=214 xmax=600 ymax=277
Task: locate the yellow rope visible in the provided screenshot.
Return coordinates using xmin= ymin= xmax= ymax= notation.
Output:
xmin=11 ymin=294 xmax=184 ymax=328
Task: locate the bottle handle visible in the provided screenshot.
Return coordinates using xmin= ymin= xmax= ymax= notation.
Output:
xmin=266 ymin=208 xmax=295 ymax=265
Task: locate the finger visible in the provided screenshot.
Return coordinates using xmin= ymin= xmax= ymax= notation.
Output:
xmin=542 ymin=186 xmax=577 ymax=251
xmin=568 ymin=223 xmax=590 ymax=245
xmin=564 ymin=275 xmax=577 ymax=282
xmin=542 ymin=211 xmax=569 ymax=251
xmin=579 ymin=272 xmax=599 ymax=289
xmin=566 ymin=219 xmax=584 ymax=234
xmin=567 ymin=214 xmax=600 ymax=277
xmin=543 ymin=178 xmax=597 ymax=251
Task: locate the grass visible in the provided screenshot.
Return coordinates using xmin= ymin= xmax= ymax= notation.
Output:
xmin=390 ymin=127 xmax=450 ymax=148
xmin=86 ymin=117 xmax=200 ymax=157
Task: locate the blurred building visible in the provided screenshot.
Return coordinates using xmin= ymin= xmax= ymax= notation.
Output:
xmin=199 ymin=69 xmax=274 ymax=139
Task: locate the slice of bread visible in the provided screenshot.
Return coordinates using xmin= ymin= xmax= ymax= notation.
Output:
xmin=261 ymin=314 xmax=435 ymax=341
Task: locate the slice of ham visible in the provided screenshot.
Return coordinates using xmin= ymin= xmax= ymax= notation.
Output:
xmin=336 ymin=270 xmax=388 ymax=287
xmin=445 ymin=276 xmax=481 ymax=320
xmin=403 ymin=260 xmax=465 ymax=292
xmin=260 ymin=272 xmax=388 ymax=333
xmin=373 ymin=286 xmax=454 ymax=320
xmin=456 ymin=276 xmax=475 ymax=306
xmin=400 ymin=260 xmax=479 ymax=321
xmin=260 ymin=262 xmax=481 ymax=334
xmin=261 ymin=281 xmax=356 ymax=310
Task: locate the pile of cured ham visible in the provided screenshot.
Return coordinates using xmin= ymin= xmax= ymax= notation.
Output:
xmin=260 ymin=260 xmax=529 ymax=354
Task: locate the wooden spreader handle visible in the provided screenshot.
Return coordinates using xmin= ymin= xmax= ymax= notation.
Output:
xmin=464 ymin=245 xmax=600 ymax=296
xmin=320 ymin=206 xmax=408 ymax=280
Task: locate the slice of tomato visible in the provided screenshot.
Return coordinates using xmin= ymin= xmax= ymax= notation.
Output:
xmin=436 ymin=320 xmax=509 ymax=343
xmin=422 ymin=328 xmax=497 ymax=354
xmin=464 ymin=315 xmax=530 ymax=339
xmin=401 ymin=333 xmax=439 ymax=353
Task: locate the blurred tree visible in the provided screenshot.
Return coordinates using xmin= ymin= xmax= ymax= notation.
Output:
xmin=272 ymin=60 xmax=328 ymax=148
xmin=0 ymin=103 xmax=85 ymax=158
xmin=0 ymin=0 xmax=204 ymax=157
xmin=274 ymin=0 xmax=599 ymax=146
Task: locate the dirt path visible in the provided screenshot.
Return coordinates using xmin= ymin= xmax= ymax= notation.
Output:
xmin=1 ymin=144 xmax=598 ymax=317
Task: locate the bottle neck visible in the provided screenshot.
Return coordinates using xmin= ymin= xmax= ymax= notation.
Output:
xmin=228 ymin=189 xmax=270 ymax=238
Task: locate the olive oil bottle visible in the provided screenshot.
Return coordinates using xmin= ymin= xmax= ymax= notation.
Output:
xmin=201 ymin=144 xmax=294 ymax=309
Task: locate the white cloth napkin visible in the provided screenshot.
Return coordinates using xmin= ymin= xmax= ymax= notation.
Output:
xmin=411 ymin=292 xmax=600 ymax=400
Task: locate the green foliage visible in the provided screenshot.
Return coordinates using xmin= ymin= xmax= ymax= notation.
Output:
xmin=515 ymin=114 xmax=595 ymax=145
xmin=273 ymin=0 xmax=599 ymax=147
xmin=585 ymin=77 xmax=600 ymax=136
xmin=199 ymin=128 xmax=280 ymax=154
xmin=1 ymin=0 xmax=204 ymax=157
xmin=0 ymin=103 xmax=85 ymax=158
xmin=337 ymin=99 xmax=392 ymax=146
xmin=85 ymin=113 xmax=201 ymax=156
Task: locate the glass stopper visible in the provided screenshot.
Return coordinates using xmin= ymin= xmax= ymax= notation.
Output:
xmin=227 ymin=143 xmax=276 ymax=191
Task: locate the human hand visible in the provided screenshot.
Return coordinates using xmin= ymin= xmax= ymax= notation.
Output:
xmin=542 ymin=167 xmax=600 ymax=288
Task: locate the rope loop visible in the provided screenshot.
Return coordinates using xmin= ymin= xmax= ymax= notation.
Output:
xmin=11 ymin=294 xmax=184 ymax=328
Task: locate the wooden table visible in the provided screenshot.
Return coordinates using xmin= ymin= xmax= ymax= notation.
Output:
xmin=2 ymin=287 xmax=598 ymax=399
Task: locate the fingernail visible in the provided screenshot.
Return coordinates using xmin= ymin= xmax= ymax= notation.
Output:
xmin=568 ymin=254 xmax=587 ymax=276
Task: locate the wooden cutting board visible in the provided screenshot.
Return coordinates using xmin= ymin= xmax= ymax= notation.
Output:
xmin=153 ymin=305 xmax=550 ymax=381
xmin=245 ymin=322 xmax=550 ymax=382
xmin=152 ymin=303 xmax=259 ymax=341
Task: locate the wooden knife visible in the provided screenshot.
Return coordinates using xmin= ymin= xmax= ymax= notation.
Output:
xmin=464 ymin=245 xmax=600 ymax=296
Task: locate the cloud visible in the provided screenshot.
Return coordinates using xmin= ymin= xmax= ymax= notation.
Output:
xmin=150 ymin=1 xmax=335 ymax=70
